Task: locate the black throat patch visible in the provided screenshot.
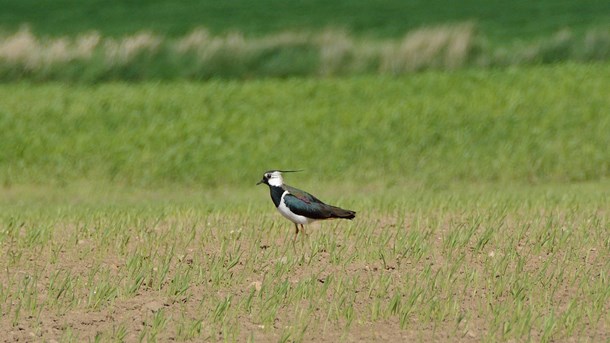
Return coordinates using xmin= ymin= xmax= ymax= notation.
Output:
xmin=269 ymin=185 xmax=284 ymax=208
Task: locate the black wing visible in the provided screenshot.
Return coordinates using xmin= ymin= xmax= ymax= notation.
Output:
xmin=283 ymin=185 xmax=356 ymax=220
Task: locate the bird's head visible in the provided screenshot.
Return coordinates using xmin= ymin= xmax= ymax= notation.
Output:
xmin=257 ymin=170 xmax=302 ymax=187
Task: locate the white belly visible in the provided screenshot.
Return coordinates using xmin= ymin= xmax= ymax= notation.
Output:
xmin=277 ymin=191 xmax=315 ymax=225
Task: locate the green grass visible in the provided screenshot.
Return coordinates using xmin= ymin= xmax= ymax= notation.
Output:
xmin=1 ymin=63 xmax=609 ymax=188
xmin=1 ymin=0 xmax=609 ymax=42
xmin=0 ymin=182 xmax=608 ymax=341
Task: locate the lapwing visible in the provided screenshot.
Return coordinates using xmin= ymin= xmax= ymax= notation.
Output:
xmin=257 ymin=170 xmax=356 ymax=240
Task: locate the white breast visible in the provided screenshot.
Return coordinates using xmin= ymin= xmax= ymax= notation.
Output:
xmin=277 ymin=191 xmax=315 ymax=225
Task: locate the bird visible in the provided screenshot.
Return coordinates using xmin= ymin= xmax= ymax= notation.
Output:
xmin=257 ymin=170 xmax=356 ymax=240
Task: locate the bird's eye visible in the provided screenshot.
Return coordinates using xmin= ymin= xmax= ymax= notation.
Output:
xmin=265 ymin=173 xmax=270 ymax=178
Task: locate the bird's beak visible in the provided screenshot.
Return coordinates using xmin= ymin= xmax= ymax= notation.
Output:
xmin=256 ymin=179 xmax=264 ymax=185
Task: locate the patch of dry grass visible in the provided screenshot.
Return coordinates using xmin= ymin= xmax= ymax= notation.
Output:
xmin=1 ymin=24 xmax=608 ymax=80
xmin=380 ymin=22 xmax=478 ymax=73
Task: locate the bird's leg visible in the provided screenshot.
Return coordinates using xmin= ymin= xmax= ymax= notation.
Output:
xmin=293 ymin=223 xmax=299 ymax=242
xmin=300 ymin=224 xmax=309 ymax=247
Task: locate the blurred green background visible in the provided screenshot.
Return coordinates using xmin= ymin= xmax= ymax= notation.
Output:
xmin=0 ymin=0 xmax=608 ymax=189
xmin=2 ymin=0 xmax=609 ymax=40
xmin=1 ymin=0 xmax=609 ymax=81
xmin=1 ymin=65 xmax=608 ymax=189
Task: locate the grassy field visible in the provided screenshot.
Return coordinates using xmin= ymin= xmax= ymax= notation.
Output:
xmin=1 ymin=64 xmax=609 ymax=187
xmin=1 ymin=182 xmax=608 ymax=341
xmin=1 ymin=1 xmax=609 ymax=339
xmin=2 ymin=0 xmax=609 ymax=41
xmin=0 ymin=64 xmax=609 ymax=341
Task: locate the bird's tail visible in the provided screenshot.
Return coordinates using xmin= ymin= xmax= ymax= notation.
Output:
xmin=329 ymin=206 xmax=356 ymax=220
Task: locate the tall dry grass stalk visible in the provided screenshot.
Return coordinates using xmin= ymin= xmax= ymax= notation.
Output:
xmin=0 ymin=27 xmax=101 ymax=70
xmin=316 ymin=29 xmax=354 ymax=75
xmin=0 ymin=23 xmax=608 ymax=81
xmin=380 ymin=22 xmax=478 ymax=73
xmin=104 ymin=32 xmax=161 ymax=64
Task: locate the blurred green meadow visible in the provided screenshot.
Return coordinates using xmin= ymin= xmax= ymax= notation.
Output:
xmin=1 ymin=64 xmax=609 ymax=189
xmin=2 ymin=0 xmax=608 ymax=40
xmin=1 ymin=0 xmax=609 ymax=81
xmin=1 ymin=63 xmax=609 ymax=341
